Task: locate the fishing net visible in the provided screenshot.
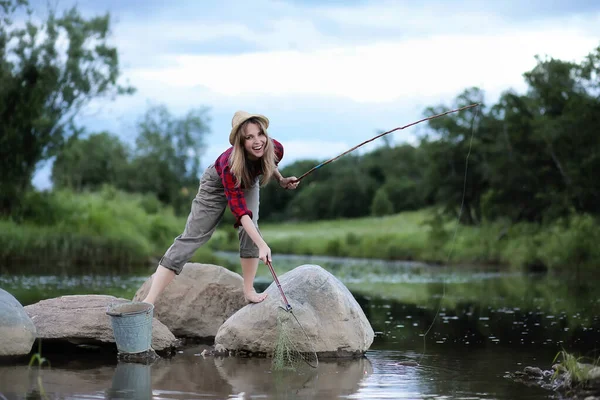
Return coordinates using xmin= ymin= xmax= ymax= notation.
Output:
xmin=271 ymin=306 xmax=319 ymax=372
xmin=266 ymin=260 xmax=319 ymax=372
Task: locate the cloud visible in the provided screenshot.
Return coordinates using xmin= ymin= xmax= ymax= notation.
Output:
xmin=127 ymin=29 xmax=598 ymax=104
xmin=25 ymin=0 xmax=600 ymax=190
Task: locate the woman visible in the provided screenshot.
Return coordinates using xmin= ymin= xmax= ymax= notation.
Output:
xmin=143 ymin=110 xmax=299 ymax=305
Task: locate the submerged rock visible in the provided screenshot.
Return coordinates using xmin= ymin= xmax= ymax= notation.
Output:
xmin=214 ymin=264 xmax=374 ymax=357
xmin=508 ymin=362 xmax=600 ymax=398
xmin=133 ymin=263 xmax=247 ymax=340
xmin=0 ymin=289 xmax=36 ymax=357
xmin=24 ymin=295 xmax=178 ymax=354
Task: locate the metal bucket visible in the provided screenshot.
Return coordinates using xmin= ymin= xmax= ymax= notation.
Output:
xmin=106 ymin=302 xmax=154 ymax=354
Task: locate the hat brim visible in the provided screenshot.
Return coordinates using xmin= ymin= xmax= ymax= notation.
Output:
xmin=229 ymin=114 xmax=270 ymax=145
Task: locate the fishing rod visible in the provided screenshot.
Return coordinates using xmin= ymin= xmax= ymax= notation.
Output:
xmin=291 ymin=103 xmax=480 ymax=183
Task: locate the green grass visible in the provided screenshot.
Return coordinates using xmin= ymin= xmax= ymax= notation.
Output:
xmin=3 ymin=187 xmax=599 ymax=274
xmin=260 ymin=211 xmax=432 ymax=260
xmin=552 ymin=350 xmax=600 ymax=386
xmin=239 ymin=210 xmax=600 ymax=272
xmin=253 ymin=209 xmax=495 ymax=264
xmin=1 ymin=187 xmax=229 ymax=270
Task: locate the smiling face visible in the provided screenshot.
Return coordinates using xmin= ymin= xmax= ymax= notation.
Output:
xmin=242 ymin=121 xmax=267 ymax=160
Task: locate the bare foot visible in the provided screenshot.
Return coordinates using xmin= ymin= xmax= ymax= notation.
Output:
xmin=244 ymin=290 xmax=268 ymax=303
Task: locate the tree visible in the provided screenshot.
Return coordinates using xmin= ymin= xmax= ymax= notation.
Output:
xmin=0 ymin=0 xmax=134 ymax=215
xmin=125 ymin=104 xmax=211 ymax=215
xmin=420 ymin=87 xmax=489 ymax=225
xmin=51 ymin=132 xmax=130 ymax=190
xmin=261 ymin=158 xmax=335 ymax=221
xmin=370 ymin=187 xmax=394 ymax=216
xmin=483 ymin=48 xmax=600 ymax=221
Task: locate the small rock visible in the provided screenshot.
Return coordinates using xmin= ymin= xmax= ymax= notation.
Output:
xmin=524 ymin=366 xmax=543 ymax=378
xmin=214 ymin=344 xmax=227 ymax=355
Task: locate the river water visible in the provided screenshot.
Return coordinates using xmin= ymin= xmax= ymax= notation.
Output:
xmin=1 ymin=254 xmax=599 ymax=399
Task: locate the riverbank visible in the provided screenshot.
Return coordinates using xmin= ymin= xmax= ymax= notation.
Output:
xmin=2 ymin=188 xmax=599 ymax=273
xmin=212 ymin=210 xmax=600 ymax=273
xmin=0 ymin=188 xmax=231 ymax=273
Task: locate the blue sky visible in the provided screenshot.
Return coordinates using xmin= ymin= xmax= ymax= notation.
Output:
xmin=29 ymin=0 xmax=600 ymax=189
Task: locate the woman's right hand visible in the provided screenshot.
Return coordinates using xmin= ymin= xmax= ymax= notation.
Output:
xmin=258 ymin=244 xmax=272 ymax=264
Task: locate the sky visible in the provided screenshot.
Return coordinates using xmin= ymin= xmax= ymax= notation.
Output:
xmin=28 ymin=0 xmax=600 ymax=189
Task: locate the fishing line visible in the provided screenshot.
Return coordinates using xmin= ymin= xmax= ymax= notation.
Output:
xmin=417 ymin=104 xmax=481 ymax=364
xmin=292 ymin=104 xmax=480 ymax=183
xmin=287 ymin=103 xmax=481 ymax=365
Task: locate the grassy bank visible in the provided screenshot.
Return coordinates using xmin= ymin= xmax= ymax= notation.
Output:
xmin=2 ymin=188 xmax=599 ymax=273
xmin=213 ymin=209 xmax=600 ymax=272
xmin=0 ymin=187 xmax=227 ymax=272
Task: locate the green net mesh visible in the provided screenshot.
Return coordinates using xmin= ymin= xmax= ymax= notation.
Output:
xmin=271 ymin=306 xmax=319 ymax=372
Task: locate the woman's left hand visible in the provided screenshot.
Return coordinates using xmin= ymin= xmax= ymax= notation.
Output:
xmin=279 ymin=176 xmax=300 ymax=190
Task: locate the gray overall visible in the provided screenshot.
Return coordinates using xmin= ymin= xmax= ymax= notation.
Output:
xmin=158 ymin=164 xmax=260 ymax=275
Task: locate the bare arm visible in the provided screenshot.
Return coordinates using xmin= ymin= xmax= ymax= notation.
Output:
xmin=240 ymin=214 xmax=271 ymax=263
xmin=273 ymin=168 xmax=299 ymax=190
xmin=273 ymin=168 xmax=284 ymax=184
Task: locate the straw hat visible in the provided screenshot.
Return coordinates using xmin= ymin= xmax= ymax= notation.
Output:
xmin=229 ymin=110 xmax=270 ymax=145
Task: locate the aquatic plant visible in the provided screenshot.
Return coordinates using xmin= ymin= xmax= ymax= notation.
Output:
xmin=552 ymin=350 xmax=600 ymax=387
xmin=28 ymin=340 xmax=50 ymax=400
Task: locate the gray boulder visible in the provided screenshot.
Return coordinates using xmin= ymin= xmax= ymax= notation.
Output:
xmin=214 ymin=264 xmax=374 ymax=357
xmin=0 ymin=289 xmax=36 ymax=356
xmin=24 ymin=295 xmax=178 ymax=352
xmin=133 ymin=263 xmax=247 ymax=339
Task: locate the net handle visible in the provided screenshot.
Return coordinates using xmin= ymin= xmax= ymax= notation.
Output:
xmin=266 ymin=260 xmax=292 ymax=311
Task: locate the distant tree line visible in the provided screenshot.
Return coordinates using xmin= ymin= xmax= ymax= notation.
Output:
xmin=51 ymin=104 xmax=210 ymax=215
xmin=2 ymin=0 xmax=599 ymax=226
xmin=264 ymin=47 xmax=600 ymax=225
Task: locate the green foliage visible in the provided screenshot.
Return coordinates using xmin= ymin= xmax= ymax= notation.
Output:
xmin=125 ymin=104 xmax=210 ymax=215
xmin=258 ymin=45 xmax=600 ymax=228
xmin=535 ymin=213 xmax=600 ymax=270
xmin=371 ymin=187 xmax=394 ymax=216
xmin=286 ymin=181 xmax=332 ymax=221
xmin=49 ymin=104 xmax=211 ymax=216
xmin=28 ymin=340 xmax=50 ymax=368
xmin=28 ymin=339 xmax=50 ymax=400
xmin=0 ymin=0 xmax=134 ymax=215
xmin=0 ymin=187 xmax=185 ymax=267
xmin=252 ymin=208 xmax=600 ymax=272
xmin=52 ymin=132 xmax=130 ymax=191
xmin=552 ymin=350 xmax=600 ymax=385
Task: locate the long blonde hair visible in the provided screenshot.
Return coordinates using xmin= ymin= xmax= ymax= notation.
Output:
xmin=228 ymin=118 xmax=278 ymax=188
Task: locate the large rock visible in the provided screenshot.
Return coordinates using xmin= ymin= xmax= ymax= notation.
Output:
xmin=214 ymin=264 xmax=374 ymax=357
xmin=0 ymin=289 xmax=36 ymax=356
xmin=24 ymin=295 xmax=178 ymax=352
xmin=133 ymin=263 xmax=247 ymax=339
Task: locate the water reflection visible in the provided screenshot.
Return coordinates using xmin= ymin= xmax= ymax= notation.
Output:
xmin=349 ymin=349 xmax=551 ymax=400
xmin=2 ymin=255 xmax=600 ymax=399
xmin=0 ymin=348 xmax=373 ymax=399
xmin=107 ymin=362 xmax=152 ymax=399
xmin=213 ymin=356 xmax=373 ymax=399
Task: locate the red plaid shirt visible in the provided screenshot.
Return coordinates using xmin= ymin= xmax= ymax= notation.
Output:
xmin=215 ymin=139 xmax=284 ymax=228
